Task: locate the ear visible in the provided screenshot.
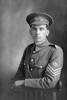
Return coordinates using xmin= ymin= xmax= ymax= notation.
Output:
xmin=46 ymin=29 xmax=49 ymax=36
xmin=29 ymin=28 xmax=31 ymax=34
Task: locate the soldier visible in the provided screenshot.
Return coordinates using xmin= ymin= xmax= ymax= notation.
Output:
xmin=13 ymin=12 xmax=63 ymax=89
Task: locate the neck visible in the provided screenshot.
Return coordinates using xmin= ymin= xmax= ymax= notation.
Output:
xmin=36 ymin=38 xmax=49 ymax=47
xmin=34 ymin=39 xmax=50 ymax=52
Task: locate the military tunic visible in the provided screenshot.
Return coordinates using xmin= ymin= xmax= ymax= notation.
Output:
xmin=14 ymin=40 xmax=63 ymax=89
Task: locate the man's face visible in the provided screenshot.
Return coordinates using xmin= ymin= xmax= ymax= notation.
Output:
xmin=30 ymin=24 xmax=49 ymax=45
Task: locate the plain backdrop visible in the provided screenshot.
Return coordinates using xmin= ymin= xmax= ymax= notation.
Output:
xmin=0 ymin=0 xmax=67 ymax=99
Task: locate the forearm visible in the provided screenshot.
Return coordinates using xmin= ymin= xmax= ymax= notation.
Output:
xmin=24 ymin=78 xmax=51 ymax=89
xmin=13 ymin=76 xmax=59 ymax=89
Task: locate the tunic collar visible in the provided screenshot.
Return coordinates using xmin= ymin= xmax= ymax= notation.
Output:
xmin=33 ymin=39 xmax=50 ymax=52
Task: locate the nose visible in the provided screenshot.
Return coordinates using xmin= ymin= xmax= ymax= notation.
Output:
xmin=36 ymin=29 xmax=40 ymax=34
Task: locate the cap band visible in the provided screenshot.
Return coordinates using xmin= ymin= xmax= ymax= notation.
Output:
xmin=30 ymin=16 xmax=49 ymax=25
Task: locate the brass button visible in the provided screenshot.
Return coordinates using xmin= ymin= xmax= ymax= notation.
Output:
xmin=24 ymin=63 xmax=25 ymax=65
xmin=33 ymin=50 xmax=36 ymax=53
xmin=31 ymin=68 xmax=33 ymax=71
xmin=40 ymin=65 xmax=43 ymax=68
xmin=31 ymin=58 xmax=34 ymax=62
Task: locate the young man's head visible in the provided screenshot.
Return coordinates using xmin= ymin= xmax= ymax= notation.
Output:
xmin=26 ymin=12 xmax=54 ymax=45
xmin=29 ymin=24 xmax=49 ymax=45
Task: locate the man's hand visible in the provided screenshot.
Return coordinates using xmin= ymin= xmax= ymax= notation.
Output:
xmin=13 ymin=80 xmax=25 ymax=87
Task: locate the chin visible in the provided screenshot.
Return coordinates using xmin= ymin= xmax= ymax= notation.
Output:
xmin=35 ymin=41 xmax=42 ymax=45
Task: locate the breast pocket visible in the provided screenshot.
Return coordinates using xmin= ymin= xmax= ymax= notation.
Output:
xmin=33 ymin=64 xmax=46 ymax=78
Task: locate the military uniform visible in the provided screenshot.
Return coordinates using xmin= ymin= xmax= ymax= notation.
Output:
xmin=14 ymin=12 xmax=63 ymax=89
xmin=14 ymin=39 xmax=63 ymax=89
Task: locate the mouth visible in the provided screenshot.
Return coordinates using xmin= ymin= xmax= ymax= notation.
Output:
xmin=34 ymin=38 xmax=42 ymax=42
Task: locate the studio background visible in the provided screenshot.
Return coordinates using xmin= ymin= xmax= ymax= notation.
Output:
xmin=0 ymin=0 xmax=67 ymax=99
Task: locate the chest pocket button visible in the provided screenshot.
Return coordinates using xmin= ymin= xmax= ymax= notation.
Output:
xmin=39 ymin=65 xmax=43 ymax=68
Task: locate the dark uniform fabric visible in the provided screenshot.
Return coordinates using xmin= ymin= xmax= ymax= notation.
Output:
xmin=14 ymin=40 xmax=63 ymax=89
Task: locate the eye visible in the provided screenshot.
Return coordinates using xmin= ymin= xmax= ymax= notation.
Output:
xmin=31 ymin=27 xmax=37 ymax=31
xmin=39 ymin=27 xmax=44 ymax=31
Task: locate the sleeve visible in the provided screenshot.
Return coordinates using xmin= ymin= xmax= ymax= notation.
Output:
xmin=24 ymin=46 xmax=63 ymax=89
xmin=13 ymin=48 xmax=27 ymax=81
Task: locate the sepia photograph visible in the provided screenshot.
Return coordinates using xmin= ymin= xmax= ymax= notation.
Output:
xmin=0 ymin=0 xmax=67 ymax=100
